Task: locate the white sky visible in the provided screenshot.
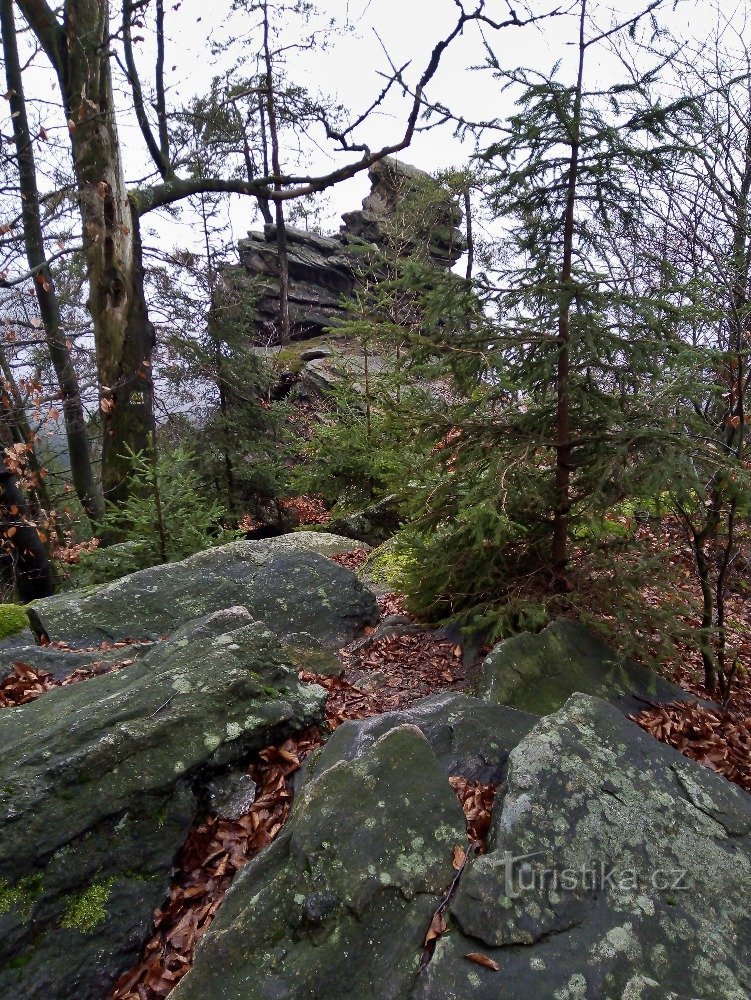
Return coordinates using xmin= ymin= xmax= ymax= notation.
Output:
xmin=4 ymin=0 xmax=748 ymax=266
xmin=128 ymin=0 xmax=741 ymax=253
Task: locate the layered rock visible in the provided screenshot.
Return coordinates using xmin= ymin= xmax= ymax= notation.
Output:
xmin=0 ymin=608 xmax=326 ymax=1000
xmin=27 ymin=532 xmax=378 ymax=649
xmin=231 ymin=156 xmax=465 ymax=343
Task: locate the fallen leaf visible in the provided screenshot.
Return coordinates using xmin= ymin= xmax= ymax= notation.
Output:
xmin=465 ymin=952 xmax=500 ymax=972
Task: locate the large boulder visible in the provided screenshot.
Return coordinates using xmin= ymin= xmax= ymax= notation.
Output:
xmin=175 ymin=694 xmax=536 ymax=999
xmin=174 ymin=724 xmax=467 ymax=1000
xmin=174 ymin=691 xmax=751 ymax=999
xmin=27 ymin=533 xmax=377 ymax=649
xmin=478 ymin=618 xmax=694 ymax=716
xmin=231 ymin=157 xmax=466 ymax=343
xmin=0 ymin=608 xmax=326 ymax=1000
xmin=416 ymin=694 xmax=751 ymax=998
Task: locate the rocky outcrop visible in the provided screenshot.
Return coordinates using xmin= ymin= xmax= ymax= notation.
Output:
xmin=478 ymin=618 xmax=696 ymax=716
xmin=0 ymin=608 xmax=326 ymax=1000
xmin=175 ymin=692 xmax=751 ymax=999
xmin=27 ymin=533 xmax=378 ymax=649
xmin=341 ymin=157 xmax=465 ymax=269
xmin=175 ymin=694 xmax=535 ymax=999
xmin=418 ymin=694 xmax=751 ymax=999
xmin=231 ymin=156 xmax=465 ymax=343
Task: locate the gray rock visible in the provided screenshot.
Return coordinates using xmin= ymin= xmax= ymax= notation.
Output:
xmin=415 ymin=694 xmax=751 ymax=999
xmin=329 ymin=495 xmax=401 ymax=546
xmin=299 ymin=345 xmax=332 ymax=362
xmin=207 ymin=771 xmax=258 ymax=821
xmin=231 ymin=158 xmax=465 ymax=343
xmin=478 ymin=618 xmax=695 ymax=716
xmin=174 ymin=724 xmax=467 ymax=1000
xmin=0 ymin=628 xmax=35 ymax=654
xmin=27 ymin=533 xmax=378 ymax=649
xmin=300 ymin=692 xmax=538 ymax=785
xmin=0 ymin=641 xmax=155 ymax=685
xmin=0 ymin=607 xmax=326 ymax=1000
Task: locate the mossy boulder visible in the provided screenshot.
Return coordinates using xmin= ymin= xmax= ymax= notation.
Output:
xmin=478 ymin=618 xmax=694 ymax=717
xmin=416 ymin=694 xmax=751 ymax=998
xmin=0 ymin=607 xmax=326 ymax=1000
xmin=174 ymin=724 xmax=467 ymax=1000
xmin=0 ymin=605 xmax=29 ymax=642
xmin=28 ymin=533 xmax=378 ymax=649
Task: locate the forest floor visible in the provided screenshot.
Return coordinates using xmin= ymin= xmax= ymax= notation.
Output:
xmin=1 ymin=529 xmax=750 ymax=997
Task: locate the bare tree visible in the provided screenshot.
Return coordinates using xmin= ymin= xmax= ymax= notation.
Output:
xmin=14 ymin=0 xmax=552 ymax=507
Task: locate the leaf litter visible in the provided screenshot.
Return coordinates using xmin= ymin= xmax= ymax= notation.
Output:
xmin=1 ymin=545 xmax=748 ymax=995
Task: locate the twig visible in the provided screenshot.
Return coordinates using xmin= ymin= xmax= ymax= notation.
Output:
xmin=148 ymin=695 xmax=174 ymax=718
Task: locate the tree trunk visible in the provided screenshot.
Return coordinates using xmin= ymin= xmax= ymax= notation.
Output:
xmin=552 ymin=0 xmax=587 ymax=588
xmin=0 ymin=345 xmax=58 ymax=532
xmin=262 ymin=0 xmax=291 ymax=343
xmin=1 ymin=0 xmax=105 ymax=525
xmin=17 ymin=0 xmax=156 ymax=510
xmin=0 ymin=468 xmax=54 ymax=602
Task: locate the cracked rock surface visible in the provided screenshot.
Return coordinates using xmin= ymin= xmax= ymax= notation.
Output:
xmin=416 ymin=694 xmax=751 ymax=999
xmin=176 ymin=692 xmax=751 ymax=1000
xmin=27 ymin=533 xmax=377 ymax=649
xmin=0 ymin=608 xmax=326 ymax=1000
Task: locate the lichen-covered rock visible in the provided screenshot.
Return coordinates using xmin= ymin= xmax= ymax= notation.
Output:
xmin=174 ymin=725 xmax=467 ymax=1000
xmin=0 ymin=607 xmax=326 ymax=1000
xmin=305 ymin=692 xmax=538 ymax=785
xmin=415 ymin=694 xmax=751 ymax=999
xmin=478 ymin=618 xmax=694 ymax=716
xmin=27 ymin=532 xmax=377 ymax=649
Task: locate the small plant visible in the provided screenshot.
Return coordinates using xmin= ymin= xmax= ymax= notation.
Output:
xmin=72 ymin=443 xmax=238 ymax=584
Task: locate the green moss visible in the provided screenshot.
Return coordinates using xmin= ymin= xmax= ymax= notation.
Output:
xmin=274 ymin=335 xmax=332 ymax=374
xmin=0 ymin=876 xmax=44 ymax=919
xmin=0 ymin=604 xmax=29 ymax=641
xmin=360 ymin=538 xmax=413 ymax=589
xmin=60 ymin=878 xmax=115 ymax=933
xmin=0 ymin=950 xmax=34 ymax=975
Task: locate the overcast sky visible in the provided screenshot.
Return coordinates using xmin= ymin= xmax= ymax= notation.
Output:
xmin=120 ymin=0 xmax=744 ymax=255
xmin=7 ymin=0 xmax=749 ymax=263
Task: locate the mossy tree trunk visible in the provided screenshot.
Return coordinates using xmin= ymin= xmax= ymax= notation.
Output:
xmin=17 ymin=0 xmax=156 ymax=510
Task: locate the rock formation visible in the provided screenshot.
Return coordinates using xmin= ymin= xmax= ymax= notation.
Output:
xmin=1 ymin=541 xmax=749 ymax=998
xmin=175 ymin=691 xmax=751 ymax=999
xmin=228 ymin=157 xmax=466 ymax=344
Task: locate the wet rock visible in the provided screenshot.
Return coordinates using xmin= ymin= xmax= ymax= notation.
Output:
xmin=0 ymin=607 xmax=326 ymax=1000
xmin=27 ymin=533 xmax=378 ymax=649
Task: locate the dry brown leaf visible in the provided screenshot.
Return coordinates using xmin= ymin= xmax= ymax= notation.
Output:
xmin=464 ymin=952 xmax=500 ymax=972
xmin=424 ymin=910 xmax=446 ymax=945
